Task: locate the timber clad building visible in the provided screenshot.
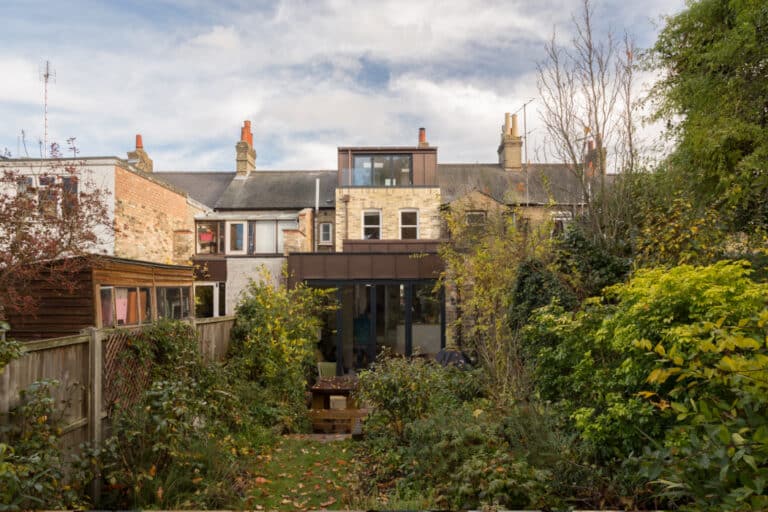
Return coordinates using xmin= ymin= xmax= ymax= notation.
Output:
xmin=153 ymin=114 xmax=586 ymax=375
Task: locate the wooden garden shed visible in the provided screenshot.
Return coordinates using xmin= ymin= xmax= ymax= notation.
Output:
xmin=7 ymin=256 xmax=194 ymax=340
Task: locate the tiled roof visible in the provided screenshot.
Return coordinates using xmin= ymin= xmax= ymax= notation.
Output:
xmin=153 ymin=171 xmax=235 ymax=208
xmin=437 ymin=163 xmax=586 ymax=205
xmin=215 ymin=170 xmax=337 ymax=210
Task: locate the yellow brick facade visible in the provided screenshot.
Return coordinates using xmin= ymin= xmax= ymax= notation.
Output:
xmin=334 ymin=187 xmax=441 ymax=251
xmin=114 ymin=166 xmax=197 ymax=265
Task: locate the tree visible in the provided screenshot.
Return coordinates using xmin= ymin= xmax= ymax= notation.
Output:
xmin=648 ymin=0 xmax=768 ymax=235
xmin=536 ymin=0 xmax=641 ymax=249
xmin=0 ymin=140 xmax=111 ymax=319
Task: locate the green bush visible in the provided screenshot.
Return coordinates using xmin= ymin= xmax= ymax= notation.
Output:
xmin=356 ymin=357 xmax=566 ymax=509
xmin=0 ymin=380 xmax=93 ymax=510
xmin=524 ymin=259 xmax=768 ymax=508
xmin=228 ymin=277 xmax=334 ymax=433
xmin=633 ymin=262 xmax=768 ymax=510
xmin=99 ymin=320 xmax=269 ymax=509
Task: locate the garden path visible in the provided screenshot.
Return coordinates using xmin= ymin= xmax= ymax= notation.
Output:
xmin=245 ymin=435 xmax=355 ymax=511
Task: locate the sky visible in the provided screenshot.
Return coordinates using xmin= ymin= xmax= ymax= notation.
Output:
xmin=0 ymin=0 xmax=685 ymax=171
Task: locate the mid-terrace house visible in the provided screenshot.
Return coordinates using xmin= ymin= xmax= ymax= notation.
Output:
xmin=159 ymin=114 xmax=586 ymax=374
xmin=0 ymin=137 xmax=205 ymax=339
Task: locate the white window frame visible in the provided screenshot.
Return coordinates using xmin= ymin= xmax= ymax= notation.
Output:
xmin=362 ymin=210 xmax=382 ymax=240
xmin=399 ymin=209 xmax=419 ymax=240
xmin=319 ymin=222 xmax=333 ymax=245
xmin=226 ymin=221 xmax=247 ymax=255
xmin=194 ymin=282 xmax=225 ymax=318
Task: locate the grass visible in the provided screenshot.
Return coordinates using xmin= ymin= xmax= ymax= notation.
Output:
xmin=244 ymin=436 xmax=356 ymax=511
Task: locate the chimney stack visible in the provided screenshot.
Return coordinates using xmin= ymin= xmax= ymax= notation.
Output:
xmin=236 ymin=120 xmax=256 ymax=177
xmin=498 ymin=113 xmax=522 ymax=171
xmin=127 ymin=133 xmax=153 ymax=173
xmin=418 ymin=127 xmax=429 ymax=148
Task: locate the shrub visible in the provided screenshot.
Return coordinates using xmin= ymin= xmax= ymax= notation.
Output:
xmin=99 ymin=320 xmax=267 ymax=509
xmin=228 ymin=276 xmax=334 ymax=433
xmin=0 ymin=380 xmax=93 ymax=510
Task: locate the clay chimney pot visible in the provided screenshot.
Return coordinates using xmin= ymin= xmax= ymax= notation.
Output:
xmin=418 ymin=127 xmax=426 ymax=144
xmin=135 ymin=134 xmax=143 ymax=149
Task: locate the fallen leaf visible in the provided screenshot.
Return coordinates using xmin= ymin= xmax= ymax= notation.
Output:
xmin=254 ymin=476 xmax=270 ymax=485
xmin=320 ymin=497 xmax=337 ymax=507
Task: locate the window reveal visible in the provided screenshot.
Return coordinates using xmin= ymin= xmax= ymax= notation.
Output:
xmin=400 ymin=210 xmax=419 ymax=239
xmin=363 ymin=211 xmax=381 ymax=239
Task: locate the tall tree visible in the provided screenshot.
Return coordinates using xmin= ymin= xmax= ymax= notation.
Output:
xmin=536 ymin=0 xmax=640 ymax=248
xmin=0 ymin=141 xmax=111 ymax=319
xmin=649 ymin=0 xmax=768 ymax=234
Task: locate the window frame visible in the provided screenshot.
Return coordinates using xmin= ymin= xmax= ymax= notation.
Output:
xmin=196 ymin=221 xmax=224 ymax=255
xmin=156 ymin=286 xmax=192 ymax=320
xmin=99 ymin=285 xmax=153 ymax=327
xmin=550 ymin=210 xmax=573 ymax=237
xmin=465 ymin=210 xmax=487 ymax=226
xmin=362 ymin=210 xmax=382 ymax=240
xmin=194 ymin=281 xmax=225 ymax=318
xmin=226 ymin=221 xmax=247 ymax=255
xmin=399 ymin=209 xmax=419 ymax=240
xmin=351 ymin=154 xmax=413 ymax=187
xmin=319 ymin=222 xmax=333 ymax=245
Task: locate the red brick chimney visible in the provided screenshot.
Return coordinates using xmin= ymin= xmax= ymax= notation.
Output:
xmin=236 ymin=120 xmax=256 ymax=177
xmin=418 ymin=127 xmax=429 ymax=148
xmin=127 ymin=133 xmax=153 ymax=173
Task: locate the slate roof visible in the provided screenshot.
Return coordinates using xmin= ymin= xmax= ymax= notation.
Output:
xmin=215 ymin=170 xmax=337 ymax=210
xmin=153 ymin=172 xmax=235 ymax=208
xmin=437 ymin=163 xmax=585 ymax=205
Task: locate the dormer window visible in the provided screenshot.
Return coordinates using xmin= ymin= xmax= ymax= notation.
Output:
xmin=352 ymin=155 xmax=412 ymax=187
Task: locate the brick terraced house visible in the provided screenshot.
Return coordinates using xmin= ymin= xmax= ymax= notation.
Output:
xmin=159 ymin=114 xmax=588 ymax=374
xmin=0 ymin=136 xmax=206 ymax=337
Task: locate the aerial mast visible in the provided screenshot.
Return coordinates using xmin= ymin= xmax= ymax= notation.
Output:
xmin=41 ymin=60 xmax=55 ymax=157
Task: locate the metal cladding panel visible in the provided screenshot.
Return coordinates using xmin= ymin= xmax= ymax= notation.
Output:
xmin=325 ymin=256 xmax=348 ymax=279
xmin=350 ymin=255 xmax=373 ymax=279
xmin=396 ymin=254 xmax=420 ymax=279
xmin=288 ymin=252 xmax=443 ymax=284
xmin=194 ymin=259 xmax=226 ymax=281
xmin=371 ymin=254 xmax=397 ymax=278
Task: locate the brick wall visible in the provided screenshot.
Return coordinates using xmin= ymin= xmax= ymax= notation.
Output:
xmin=114 ymin=166 xmax=195 ymax=264
xmin=335 ymin=187 xmax=441 ymax=251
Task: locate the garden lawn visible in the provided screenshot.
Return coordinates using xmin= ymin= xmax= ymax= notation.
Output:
xmin=245 ymin=436 xmax=355 ymax=511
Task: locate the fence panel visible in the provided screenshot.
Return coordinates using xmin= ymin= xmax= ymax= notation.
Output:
xmin=0 ymin=334 xmax=90 ymax=451
xmin=2 ymin=317 xmax=234 ymax=452
xmin=195 ymin=316 xmax=235 ymax=362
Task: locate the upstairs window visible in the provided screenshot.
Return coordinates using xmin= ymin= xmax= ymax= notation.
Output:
xmin=400 ymin=210 xmax=419 ymax=239
xmin=363 ymin=211 xmax=381 ymax=239
xmin=61 ymin=176 xmax=78 ymax=215
xmin=37 ymin=176 xmax=57 ymax=217
xmin=352 ymin=155 xmax=412 ymax=187
xmin=16 ymin=176 xmax=34 ymax=195
xmin=196 ymin=221 xmax=225 ymax=254
xmin=551 ymin=211 xmax=573 ymax=237
xmin=227 ymin=221 xmax=246 ymax=254
xmin=319 ymin=222 xmax=333 ymax=245
xmin=466 ymin=210 xmax=487 ymax=227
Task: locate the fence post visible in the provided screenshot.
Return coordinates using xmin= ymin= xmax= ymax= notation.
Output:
xmin=87 ymin=327 xmax=103 ymax=502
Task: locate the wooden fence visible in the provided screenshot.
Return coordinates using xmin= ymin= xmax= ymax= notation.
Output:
xmin=0 ymin=316 xmax=235 ymax=454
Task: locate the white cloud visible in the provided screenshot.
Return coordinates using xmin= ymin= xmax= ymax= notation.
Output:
xmin=0 ymin=0 xmax=687 ymax=169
